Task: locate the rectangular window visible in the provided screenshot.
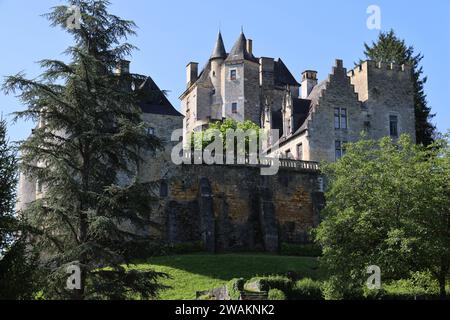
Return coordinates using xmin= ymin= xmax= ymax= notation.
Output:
xmin=297 ymin=143 xmax=303 ymax=160
xmin=232 ymin=102 xmax=238 ymax=114
xmin=230 ymin=69 xmax=237 ymax=80
xmin=389 ymin=115 xmax=398 ymax=137
xmin=334 ymin=108 xmax=347 ymax=129
xmin=285 ymin=149 xmax=292 ymax=159
xmin=334 ymin=108 xmax=340 ymax=129
xmin=335 ymin=140 xmax=347 ymax=160
xmin=340 ymin=108 xmax=347 ymax=129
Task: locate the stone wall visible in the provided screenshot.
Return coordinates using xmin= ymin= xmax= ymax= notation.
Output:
xmin=350 ymin=61 xmax=415 ymax=142
xmin=272 ymin=59 xmax=415 ymax=163
xmin=145 ymin=162 xmax=324 ymax=253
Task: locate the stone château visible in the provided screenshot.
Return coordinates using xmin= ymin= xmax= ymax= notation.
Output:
xmin=181 ymin=31 xmax=415 ymax=162
xmin=17 ymin=31 xmax=416 ymax=253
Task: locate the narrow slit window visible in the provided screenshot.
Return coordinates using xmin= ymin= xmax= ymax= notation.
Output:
xmin=390 ymin=115 xmax=398 ymax=137
xmin=230 ymin=69 xmax=237 ymax=80
xmin=232 ymin=103 xmax=238 ymax=114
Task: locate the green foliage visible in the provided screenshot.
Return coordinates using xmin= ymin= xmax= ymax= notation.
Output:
xmin=291 ymin=278 xmax=323 ymax=300
xmin=363 ymin=29 xmax=435 ymax=146
xmin=132 ymin=254 xmax=319 ymax=300
xmin=280 ymin=243 xmax=322 ymax=257
xmin=0 ymin=118 xmax=17 ymax=255
xmin=227 ymin=278 xmax=245 ymax=300
xmin=362 ymin=286 xmax=387 ymax=300
xmin=2 ymin=0 xmax=165 ymax=300
xmin=0 ymin=240 xmax=41 ymax=300
xmin=268 ymin=289 xmax=286 ymax=300
xmin=188 ymin=119 xmax=263 ymax=156
xmin=315 ymin=134 xmax=450 ymax=299
xmin=123 ymin=241 xmax=205 ymax=260
xmin=385 ymin=272 xmax=440 ymax=297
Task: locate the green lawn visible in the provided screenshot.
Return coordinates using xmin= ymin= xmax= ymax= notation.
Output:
xmin=129 ymin=253 xmax=320 ymax=300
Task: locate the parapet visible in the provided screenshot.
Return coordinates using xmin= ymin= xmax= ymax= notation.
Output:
xmin=348 ymin=60 xmax=412 ymax=77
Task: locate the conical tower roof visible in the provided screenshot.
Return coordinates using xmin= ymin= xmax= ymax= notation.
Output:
xmin=211 ymin=31 xmax=227 ymax=60
xmin=226 ymin=31 xmax=257 ymax=62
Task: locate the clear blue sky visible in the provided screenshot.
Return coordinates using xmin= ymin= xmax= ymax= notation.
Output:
xmin=1 ymin=0 xmax=449 ymax=142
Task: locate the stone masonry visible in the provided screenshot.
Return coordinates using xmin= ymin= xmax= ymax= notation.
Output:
xmin=181 ymin=32 xmax=416 ymax=163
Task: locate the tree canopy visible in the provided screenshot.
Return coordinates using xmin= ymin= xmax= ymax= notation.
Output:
xmin=315 ymin=134 xmax=449 ymax=299
xmin=2 ymin=0 xmax=166 ymax=299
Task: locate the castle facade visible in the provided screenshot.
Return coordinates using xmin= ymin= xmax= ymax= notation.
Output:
xmin=180 ymin=31 xmax=416 ymax=162
xmin=16 ymin=31 xmax=417 ymax=253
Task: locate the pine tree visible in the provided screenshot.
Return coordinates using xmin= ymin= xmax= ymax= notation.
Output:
xmin=0 ymin=118 xmax=17 ymax=255
xmin=363 ymin=29 xmax=436 ymax=146
xmin=2 ymin=0 xmax=166 ymax=299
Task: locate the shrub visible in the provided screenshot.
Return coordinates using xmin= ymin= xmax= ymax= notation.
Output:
xmin=265 ymin=276 xmax=293 ymax=295
xmin=268 ymin=289 xmax=286 ymax=300
xmin=280 ymin=243 xmax=322 ymax=257
xmin=383 ymin=272 xmax=443 ymax=299
xmin=227 ymin=278 xmax=245 ymax=300
xmin=291 ymin=278 xmax=323 ymax=300
xmin=245 ymin=276 xmax=293 ymax=296
xmin=362 ymin=286 xmax=387 ymax=300
xmin=321 ymin=277 xmax=363 ymax=300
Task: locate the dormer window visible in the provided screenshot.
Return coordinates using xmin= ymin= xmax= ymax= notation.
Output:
xmin=230 ymin=69 xmax=237 ymax=80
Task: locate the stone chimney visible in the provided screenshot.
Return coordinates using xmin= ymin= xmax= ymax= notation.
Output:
xmin=186 ymin=62 xmax=199 ymax=88
xmin=114 ymin=60 xmax=130 ymax=75
xmin=246 ymin=39 xmax=253 ymax=55
xmin=301 ymin=70 xmax=318 ymax=99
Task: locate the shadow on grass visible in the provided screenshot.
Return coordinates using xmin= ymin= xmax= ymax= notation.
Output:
xmin=136 ymin=253 xmax=322 ymax=281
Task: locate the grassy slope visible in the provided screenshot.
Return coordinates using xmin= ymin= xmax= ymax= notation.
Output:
xmin=129 ymin=253 xmax=320 ymax=300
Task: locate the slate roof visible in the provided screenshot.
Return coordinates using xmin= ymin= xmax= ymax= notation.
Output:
xmin=307 ymin=80 xmax=327 ymax=106
xmin=135 ymin=76 xmax=182 ymax=117
xmin=271 ymin=110 xmax=284 ymax=137
xmin=291 ymin=98 xmax=312 ymax=131
xmin=225 ymin=32 xmax=258 ymax=63
xmin=274 ymin=59 xmax=300 ymax=86
xmin=270 ymin=97 xmax=312 ymax=140
xmin=211 ymin=32 xmax=227 ymax=60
